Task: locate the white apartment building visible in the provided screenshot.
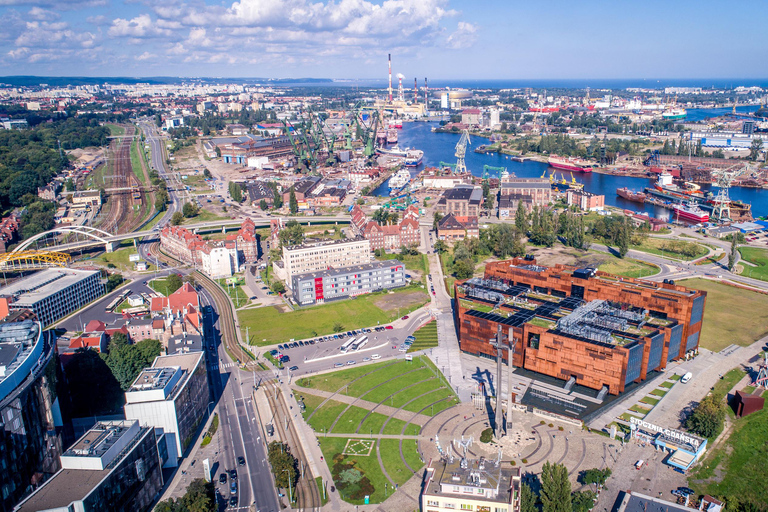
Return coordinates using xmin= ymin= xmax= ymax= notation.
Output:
xmin=421 ymin=458 xmax=521 ymax=512
xmin=201 ymin=246 xmax=239 ymax=279
xmin=275 ymin=237 xmax=372 ymax=289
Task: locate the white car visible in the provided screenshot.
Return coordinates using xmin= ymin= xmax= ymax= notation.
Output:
xmin=371 ymin=354 xmax=381 ymax=360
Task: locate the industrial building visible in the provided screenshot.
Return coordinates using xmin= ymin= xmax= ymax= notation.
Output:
xmin=0 ymin=269 xmax=104 ymax=327
xmin=123 ymin=352 xmax=208 ymax=467
xmin=435 ymin=185 xmax=483 ymax=217
xmin=421 ymin=457 xmax=521 ymax=512
xmin=455 ymin=258 xmax=706 ymax=405
xmin=15 ymin=420 xmax=164 ymax=512
xmin=500 ymin=177 xmax=552 ymax=207
xmin=291 ymin=260 xmax=407 ymax=306
xmin=0 ymin=313 xmax=63 ymax=512
xmin=274 ymin=237 xmax=372 ymax=289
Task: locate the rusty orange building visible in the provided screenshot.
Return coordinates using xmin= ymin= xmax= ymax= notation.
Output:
xmin=455 ymin=258 xmax=706 ymax=395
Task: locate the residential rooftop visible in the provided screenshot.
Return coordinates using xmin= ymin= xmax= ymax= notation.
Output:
xmin=292 ymin=259 xmax=405 ymax=281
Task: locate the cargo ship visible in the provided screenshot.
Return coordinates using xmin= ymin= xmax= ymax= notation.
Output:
xmin=376 ymin=146 xmax=409 ymax=158
xmin=404 ymin=149 xmax=423 ymax=167
xmin=388 ymin=168 xmax=412 ymax=188
xmin=389 ymin=119 xmax=403 ymax=129
xmin=387 ymin=129 xmax=398 ymax=144
xmin=673 ymin=203 xmax=709 ymax=224
xmin=616 ymin=187 xmax=647 ymax=203
xmin=644 ymin=172 xmax=706 ymax=204
xmin=548 ymin=155 xmax=593 ymax=173
xmin=662 ymin=108 xmax=687 ymax=121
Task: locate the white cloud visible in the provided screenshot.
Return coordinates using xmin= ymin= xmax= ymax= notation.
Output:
xmin=27 ymin=7 xmax=59 ymax=21
xmin=14 ymin=21 xmax=97 ymax=49
xmin=135 ymin=51 xmax=156 ymax=61
xmin=446 ymin=21 xmax=477 ymax=49
xmin=0 ymin=0 xmax=106 ymax=7
xmin=108 ymin=14 xmax=174 ymax=38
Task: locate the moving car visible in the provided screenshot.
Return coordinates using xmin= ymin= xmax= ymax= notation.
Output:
xmin=402 ymin=315 xmax=409 ymax=320
xmin=635 ymin=460 xmax=644 ymax=470
xmin=371 ymin=354 xmax=381 ymax=360
xmin=289 ymin=365 xmax=299 ymax=371
xmin=385 ymin=326 xmax=393 ymax=330
xmin=237 ymin=456 xmax=245 ymax=466
xmin=230 ymin=481 xmax=238 ymax=495
xmin=334 ymin=362 xmax=344 ymax=368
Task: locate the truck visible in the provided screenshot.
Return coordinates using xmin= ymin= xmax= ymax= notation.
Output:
xmin=681 ymin=372 xmax=693 ymax=384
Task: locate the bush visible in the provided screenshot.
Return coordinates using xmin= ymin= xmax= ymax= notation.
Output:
xmin=510 ymin=460 xmax=516 ymax=466
xmin=558 ymin=426 xmax=564 ymax=431
xmin=548 ymin=423 xmax=554 ymax=428
xmin=540 ymin=420 xmax=546 ymax=425
xmin=521 ymin=458 xmax=528 ymax=464
xmin=480 ymin=428 xmax=493 ymax=443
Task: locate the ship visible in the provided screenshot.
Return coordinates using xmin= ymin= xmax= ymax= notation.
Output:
xmin=644 ymin=172 xmax=706 ymax=204
xmin=388 ymin=168 xmax=412 ymax=188
xmin=389 ymin=119 xmax=403 ymax=129
xmin=376 ymin=146 xmax=409 ymax=158
xmin=404 ymin=149 xmax=423 ymax=167
xmin=548 ymin=155 xmax=593 ymax=173
xmin=616 ymin=187 xmax=647 ymax=203
xmin=662 ymin=108 xmax=687 ymax=121
xmin=673 ymin=203 xmax=709 ymax=224
xmin=376 ymin=130 xmax=387 ymax=144
xmin=387 ymin=129 xmax=398 ymax=144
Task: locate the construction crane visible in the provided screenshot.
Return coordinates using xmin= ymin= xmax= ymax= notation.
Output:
xmin=483 ymin=165 xmax=507 ymax=180
xmin=439 ymin=161 xmax=457 ymax=170
xmin=710 ymin=164 xmax=750 ymax=222
xmin=455 ymin=129 xmax=470 ymax=174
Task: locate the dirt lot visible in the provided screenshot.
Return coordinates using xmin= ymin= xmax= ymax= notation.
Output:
xmin=373 ymin=290 xmax=428 ymax=312
xmin=527 ymin=245 xmax=609 ymax=268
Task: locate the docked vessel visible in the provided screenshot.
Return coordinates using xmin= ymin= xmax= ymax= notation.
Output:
xmin=662 ymin=108 xmax=687 ymax=120
xmin=376 ymin=130 xmax=387 ymax=144
xmin=645 ymin=172 xmax=706 ymax=204
xmin=404 ymin=149 xmax=423 ymax=167
xmin=387 ymin=129 xmax=398 ymax=144
xmin=673 ymin=203 xmax=709 ymax=224
xmin=548 ymin=155 xmax=593 ymax=173
xmin=388 ymin=168 xmax=412 ymax=188
xmin=376 ymin=146 xmax=409 ymax=158
xmin=389 ymin=119 xmax=403 ymax=129
xmin=616 ymin=187 xmax=647 ymax=203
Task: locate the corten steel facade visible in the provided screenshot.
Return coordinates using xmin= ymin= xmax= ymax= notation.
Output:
xmin=454 ymin=258 xmax=706 ymax=395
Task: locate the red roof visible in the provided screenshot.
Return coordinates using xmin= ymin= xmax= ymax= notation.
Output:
xmin=85 ymin=320 xmax=106 ymax=332
xmin=150 ymin=283 xmax=201 ymax=323
xmin=68 ymin=333 xmax=105 ymax=352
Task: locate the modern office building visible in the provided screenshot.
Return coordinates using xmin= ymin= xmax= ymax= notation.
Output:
xmin=421 ymin=457 xmax=521 ymax=512
xmin=0 ymin=312 xmax=62 ymax=512
xmin=123 ymin=352 xmax=208 ymax=466
xmin=455 ymin=258 xmax=706 ymax=398
xmin=15 ymin=420 xmax=164 ymax=512
xmin=291 ymin=260 xmax=407 ymax=306
xmin=275 ymin=237 xmax=372 ymax=288
xmin=0 ymin=268 xmax=103 ymax=328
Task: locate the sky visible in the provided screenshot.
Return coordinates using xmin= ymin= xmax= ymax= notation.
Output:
xmin=0 ymin=0 xmax=766 ymax=79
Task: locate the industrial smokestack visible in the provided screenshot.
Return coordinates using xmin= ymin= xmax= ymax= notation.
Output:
xmin=388 ymin=54 xmax=392 ymax=102
xmin=414 ymin=78 xmax=418 ymax=102
xmin=425 ymin=77 xmax=428 ymax=108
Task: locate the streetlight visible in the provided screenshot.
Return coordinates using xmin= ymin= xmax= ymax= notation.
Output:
xmin=283 ymin=469 xmax=293 ymax=503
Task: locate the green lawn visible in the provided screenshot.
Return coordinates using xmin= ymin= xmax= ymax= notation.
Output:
xmin=631 ymin=237 xmax=708 ymax=260
xmin=97 ymin=245 xmax=149 ymax=272
xmin=629 ymin=404 xmax=651 ymax=415
xmin=598 ymin=257 xmax=659 ymax=278
xmin=379 ymin=439 xmax=417 ymax=486
xmin=381 ymin=418 xmax=420 ymax=436
xmin=711 ymin=368 xmax=746 ymax=401
xmin=239 ymin=288 xmax=429 ymax=346
xmin=377 ymin=252 xmax=428 ymax=275
xmin=619 ymin=412 xmax=643 ymax=422
xmin=679 ymin=278 xmax=768 ymax=351
xmin=333 ymin=406 xmax=381 ymax=434
xmin=297 ymin=360 xmax=398 ymax=395
xmin=738 ymin=247 xmax=768 ymax=281
xmin=319 ymin=437 xmax=388 ymax=504
xmin=650 ymin=388 xmax=668 ymax=397
xmin=660 ymin=381 xmax=674 ymax=389
xmin=130 ymin=138 xmax=147 ymax=185
xmin=105 ymin=124 xmax=125 ymax=136
xmin=689 ymin=403 xmax=768 ymax=505
xmin=401 ymin=439 xmax=424 ymax=472
xmin=670 ymin=374 xmax=681 ymax=381
xmin=640 ymin=396 xmax=660 ymax=406
xmin=407 ymin=321 xmax=439 ymax=353
xmin=315 ymin=477 xmax=329 ymax=506
xmin=216 ymin=278 xmax=249 ymax=308
xmin=148 ymin=277 xmax=182 ymax=296
xmin=180 ymin=208 xmax=231 ymax=225
xmin=305 ymin=398 xmax=348 ymax=434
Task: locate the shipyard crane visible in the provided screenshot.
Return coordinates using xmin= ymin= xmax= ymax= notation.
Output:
xmin=454 ymin=129 xmax=470 ymax=174
xmin=483 ymin=165 xmax=507 ymax=180
xmin=710 ymin=164 xmax=750 ymax=222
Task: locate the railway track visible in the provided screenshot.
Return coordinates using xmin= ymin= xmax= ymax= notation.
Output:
xmin=94 ymin=125 xmax=141 ymax=234
xmin=264 ymin=381 xmax=323 ymax=511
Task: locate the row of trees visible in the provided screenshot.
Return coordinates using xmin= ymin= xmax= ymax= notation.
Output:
xmin=268 ymin=441 xmax=299 ymax=495
xmin=520 ymin=462 xmax=608 ymax=512
xmin=156 ymin=478 xmax=215 ymax=512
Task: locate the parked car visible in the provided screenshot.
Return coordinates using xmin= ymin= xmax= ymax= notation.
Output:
xmin=401 ymin=315 xmax=409 ymax=320
xmin=385 ymin=326 xmax=394 ymax=330
xmin=230 ymin=480 xmax=238 ymax=495
xmin=229 ymin=496 xmax=238 ymax=507
xmin=269 ymin=349 xmax=278 ymax=356
xmin=371 ymin=354 xmax=381 ymax=360
xmin=334 ymin=362 xmax=344 ymax=368
xmin=229 ymin=469 xmax=237 ymax=480
xmin=363 ymin=357 xmax=371 ymax=362
xmin=677 ymin=487 xmax=695 ymax=496
xmin=219 ymin=473 xmax=227 ymax=484
xmin=635 ymin=460 xmax=644 ymax=470
xmin=347 ymin=360 xmax=356 ymax=365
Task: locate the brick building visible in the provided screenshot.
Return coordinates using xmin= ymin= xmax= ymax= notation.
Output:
xmin=436 ymin=213 xmax=479 ymax=241
xmin=500 ymin=178 xmax=552 ymax=206
xmin=566 ymin=189 xmax=605 ymax=211
xmin=455 ymin=258 xmax=706 ymax=396
xmin=350 ymin=205 xmax=420 ymax=251
xmin=435 ymin=185 xmax=482 ymax=217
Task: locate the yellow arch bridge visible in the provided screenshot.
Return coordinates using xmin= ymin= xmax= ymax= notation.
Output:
xmin=0 ymin=251 xmax=71 ymax=271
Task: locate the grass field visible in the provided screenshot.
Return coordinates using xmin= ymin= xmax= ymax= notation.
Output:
xmin=129 ymin=139 xmax=147 ymax=185
xmin=105 ymin=124 xmax=125 ymax=136
xmin=711 ymin=368 xmax=746 ymax=401
xmin=96 ymin=245 xmax=148 ymax=272
xmin=598 ymin=257 xmax=659 ymax=278
xmin=738 ymin=247 xmax=768 ymax=281
xmin=217 ymin=278 xmax=249 ymax=308
xmin=377 ymin=252 xmax=428 ymax=275
xmin=181 ymin=208 xmax=230 ymax=225
xmin=689 ymin=399 xmax=768 ymax=505
xmin=680 ymin=278 xmax=768 ymax=351
xmin=379 ymin=439 xmax=418 ymax=486
xmin=149 ymin=277 xmax=182 ymax=296
xmin=319 ymin=437 xmax=388 ymax=504
xmin=407 ymin=321 xmax=438 ymax=353
xmin=239 ymin=288 xmax=428 ymax=346
xmin=631 ymin=237 xmax=708 ymax=260
xmin=640 ymin=396 xmax=660 ymax=406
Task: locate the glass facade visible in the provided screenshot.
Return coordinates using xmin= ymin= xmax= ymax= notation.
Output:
xmin=646 ymin=332 xmax=665 ymax=373
xmin=174 ymin=361 xmax=209 ymax=455
xmin=685 ymin=331 xmax=700 ymax=352
xmin=625 ymin=342 xmax=643 ymax=384
xmin=667 ymin=324 xmax=683 ymax=362
xmin=690 ymin=295 xmax=705 ymax=326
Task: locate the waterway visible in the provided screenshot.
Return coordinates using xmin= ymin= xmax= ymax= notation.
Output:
xmin=373 ymin=109 xmax=768 ymax=219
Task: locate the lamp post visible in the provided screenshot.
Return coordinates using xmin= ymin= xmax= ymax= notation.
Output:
xmin=283 ymin=469 xmax=293 ymax=503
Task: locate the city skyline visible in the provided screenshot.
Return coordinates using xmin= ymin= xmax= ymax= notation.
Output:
xmin=1 ymin=0 xmax=766 ymax=80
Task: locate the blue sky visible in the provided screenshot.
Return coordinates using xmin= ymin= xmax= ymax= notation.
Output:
xmin=0 ymin=0 xmax=765 ymax=79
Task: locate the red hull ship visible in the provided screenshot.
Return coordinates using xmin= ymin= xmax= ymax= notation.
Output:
xmin=674 ymin=204 xmax=709 ymax=224
xmin=548 ymin=155 xmax=593 ymax=173
xmin=617 ymin=187 xmax=646 ymax=203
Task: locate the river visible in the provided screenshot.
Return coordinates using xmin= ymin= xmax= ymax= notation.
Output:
xmin=373 ymin=109 xmax=767 ymax=219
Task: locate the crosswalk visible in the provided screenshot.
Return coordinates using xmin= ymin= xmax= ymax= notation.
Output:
xmin=211 ymin=361 xmax=238 ymax=371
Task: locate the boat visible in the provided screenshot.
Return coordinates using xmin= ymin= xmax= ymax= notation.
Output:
xmin=404 ymin=149 xmax=423 ymax=167
xmin=548 ymin=155 xmax=593 ymax=173
xmin=673 ymin=203 xmax=709 ymax=224
xmin=376 ymin=130 xmax=387 ymax=144
xmin=389 ymin=119 xmax=403 ymax=129
xmin=645 ymin=172 xmax=706 ymax=204
xmin=387 ymin=129 xmax=398 ymax=144
xmin=617 ymin=187 xmax=647 ymax=203
xmin=388 ymin=169 xmax=412 ymax=188
xmin=376 ymin=146 xmax=409 ymax=158
xmin=662 ymin=108 xmax=686 ymax=121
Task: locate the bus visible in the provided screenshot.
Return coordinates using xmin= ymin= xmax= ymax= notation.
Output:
xmin=105 ymin=290 xmax=131 ymax=313
xmin=352 ymin=336 xmax=368 ymax=351
xmin=340 ymin=337 xmax=357 ymax=354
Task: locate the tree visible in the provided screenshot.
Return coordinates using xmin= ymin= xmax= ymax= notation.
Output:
xmin=749 ymin=137 xmax=763 ymax=161
xmin=581 ymin=467 xmax=611 ymax=488
xmin=270 ymin=280 xmax=285 ymax=294
xmin=541 ymin=461 xmax=571 ymax=512
xmin=453 ymin=259 xmax=475 ymax=279
xmin=182 ymin=201 xmax=199 ymax=218
xmin=289 ymin=187 xmax=298 ymax=214
xmin=65 ymin=178 xmax=74 ymax=191
xmin=165 ymin=273 xmax=184 ymax=295
xmin=155 ymin=188 xmax=169 ymax=211
xmin=278 ymin=220 xmax=304 ymax=248
xmin=571 ymin=490 xmax=597 ymax=512
xmin=686 ymin=394 xmax=726 ymax=438
xmin=259 ymin=199 xmax=269 ymax=210
xmin=373 ymin=208 xmax=389 ymax=225
xmin=434 ymin=239 xmax=448 ymax=254
xmin=520 ymin=483 xmax=538 ymax=512
xmin=105 ymin=273 xmax=124 ymax=293
xmin=332 ymin=322 xmax=344 ymax=332
xmin=433 ymin=211 xmax=444 ymax=230
xmin=229 ymin=181 xmax=243 ymax=202
xmin=171 ymin=211 xmax=184 ymax=225
xmin=103 ymin=338 xmax=162 ymax=390
xmin=156 ymin=478 xmax=214 ymax=512
xmin=728 ymin=234 xmax=738 ymax=271
xmin=65 ymin=348 xmax=125 ymax=417
xmin=268 ymin=441 xmax=298 ymax=491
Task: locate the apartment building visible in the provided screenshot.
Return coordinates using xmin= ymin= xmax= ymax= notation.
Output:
xmin=275 ymin=237 xmax=371 ymax=289
xmin=0 ymin=269 xmax=104 ymax=327
xmin=291 ymin=260 xmax=406 ymax=306
xmin=350 ymin=205 xmax=421 ymax=252
xmin=421 ymin=458 xmax=521 ymax=512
